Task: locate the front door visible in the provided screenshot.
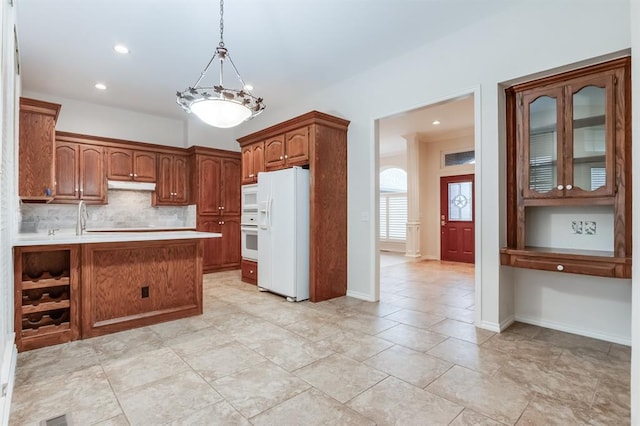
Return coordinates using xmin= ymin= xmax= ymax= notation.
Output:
xmin=440 ymin=174 xmax=475 ymax=263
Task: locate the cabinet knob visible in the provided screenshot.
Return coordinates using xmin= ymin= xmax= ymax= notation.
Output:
xmin=221 ymin=221 xmax=224 ymax=225
xmin=280 ymin=156 xmax=283 ymax=160
xmin=79 ymin=188 xmax=83 ymax=193
xmin=250 ymin=270 xmax=254 ymax=274
xmin=221 ymin=206 xmax=224 ymax=210
xmin=557 ymin=265 xmax=564 ymax=271
xmin=75 ymin=188 xmax=78 ymax=193
xmin=284 ymin=155 xmax=288 ymax=159
xmin=566 ymin=184 xmax=573 ymax=190
xmin=557 ymin=185 xmax=564 ymax=190
xmin=134 ymin=173 xmax=138 ymax=177
xmin=129 ymin=173 xmax=133 ymax=177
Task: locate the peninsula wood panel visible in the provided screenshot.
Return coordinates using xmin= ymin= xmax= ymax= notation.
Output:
xmin=19 ymin=98 xmax=61 ymax=201
xmin=81 ymin=240 xmax=202 ymax=338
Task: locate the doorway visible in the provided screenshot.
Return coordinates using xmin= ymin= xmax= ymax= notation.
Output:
xmin=440 ymin=174 xmax=475 ymax=263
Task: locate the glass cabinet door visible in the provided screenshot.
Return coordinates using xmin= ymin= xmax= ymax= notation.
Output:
xmin=565 ymin=74 xmax=615 ymax=197
xmin=521 ymin=87 xmax=564 ymax=199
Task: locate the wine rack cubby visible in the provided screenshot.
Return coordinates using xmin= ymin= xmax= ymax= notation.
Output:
xmin=14 ymin=245 xmax=80 ymax=351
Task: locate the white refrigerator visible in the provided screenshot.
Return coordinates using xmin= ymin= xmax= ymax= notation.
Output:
xmin=257 ymin=167 xmax=310 ymax=301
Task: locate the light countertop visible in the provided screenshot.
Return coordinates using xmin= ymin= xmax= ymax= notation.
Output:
xmin=12 ymin=230 xmax=221 ymax=247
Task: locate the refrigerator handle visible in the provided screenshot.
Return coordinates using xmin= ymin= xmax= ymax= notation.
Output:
xmin=258 ymin=200 xmax=269 ymax=230
xmin=267 ymin=191 xmax=273 ymax=229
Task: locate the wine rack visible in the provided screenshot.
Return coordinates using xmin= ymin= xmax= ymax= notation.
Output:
xmin=14 ymin=245 xmax=80 ymax=351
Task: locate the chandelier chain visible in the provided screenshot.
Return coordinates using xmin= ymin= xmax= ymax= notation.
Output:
xmin=219 ymin=0 xmax=225 ymax=47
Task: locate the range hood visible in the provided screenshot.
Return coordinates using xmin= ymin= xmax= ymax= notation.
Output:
xmin=107 ymin=180 xmax=156 ymax=191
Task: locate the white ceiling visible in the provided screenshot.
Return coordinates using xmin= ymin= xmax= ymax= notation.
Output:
xmin=16 ymin=0 xmax=509 ymax=123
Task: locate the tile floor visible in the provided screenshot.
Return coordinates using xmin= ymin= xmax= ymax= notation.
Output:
xmin=10 ymin=255 xmax=631 ymax=425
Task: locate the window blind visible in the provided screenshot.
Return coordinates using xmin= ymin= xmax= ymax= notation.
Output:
xmin=529 ymin=131 xmax=555 ymax=192
xmin=380 ymin=193 xmax=407 ymax=242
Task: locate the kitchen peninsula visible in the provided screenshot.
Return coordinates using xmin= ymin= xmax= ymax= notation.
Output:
xmin=13 ymin=230 xmax=219 ymax=351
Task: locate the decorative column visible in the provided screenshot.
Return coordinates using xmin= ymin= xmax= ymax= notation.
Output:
xmin=404 ymin=133 xmax=421 ymax=258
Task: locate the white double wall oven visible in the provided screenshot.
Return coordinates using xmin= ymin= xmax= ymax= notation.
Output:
xmin=241 ymin=184 xmax=258 ymax=261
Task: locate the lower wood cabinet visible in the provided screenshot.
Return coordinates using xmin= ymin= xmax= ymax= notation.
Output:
xmin=81 ymin=240 xmax=203 ymax=338
xmin=199 ymin=216 xmax=241 ymax=273
xmin=14 ymin=245 xmax=80 ymax=352
xmin=241 ymin=259 xmax=258 ymax=285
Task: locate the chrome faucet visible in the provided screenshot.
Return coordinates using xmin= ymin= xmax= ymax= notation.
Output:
xmin=76 ymin=200 xmax=88 ymax=236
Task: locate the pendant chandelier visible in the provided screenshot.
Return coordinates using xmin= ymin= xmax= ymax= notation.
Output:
xmin=176 ymin=0 xmax=265 ymax=128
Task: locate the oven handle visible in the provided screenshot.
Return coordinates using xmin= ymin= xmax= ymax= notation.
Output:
xmin=241 ymin=226 xmax=258 ymax=233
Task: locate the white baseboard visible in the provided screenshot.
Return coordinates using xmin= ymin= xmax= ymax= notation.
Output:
xmin=499 ymin=315 xmax=516 ymax=332
xmin=477 ymin=320 xmax=502 ymax=333
xmin=420 ymin=255 xmax=439 ymax=261
xmin=346 ymin=289 xmax=377 ymax=302
xmin=1 ymin=337 xmax=17 ymax=426
xmin=515 ymin=315 xmax=631 ymax=346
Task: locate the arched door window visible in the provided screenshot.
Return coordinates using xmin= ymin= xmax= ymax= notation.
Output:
xmin=380 ymin=168 xmax=407 ymax=241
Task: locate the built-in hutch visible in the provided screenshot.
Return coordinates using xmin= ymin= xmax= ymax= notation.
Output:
xmin=501 ymin=57 xmax=631 ymax=278
xmin=238 ymin=111 xmax=350 ymax=302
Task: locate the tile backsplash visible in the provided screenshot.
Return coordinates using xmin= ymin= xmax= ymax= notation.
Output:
xmin=19 ymin=190 xmax=196 ymax=233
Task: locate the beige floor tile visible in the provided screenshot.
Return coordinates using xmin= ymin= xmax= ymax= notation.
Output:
xmin=429 ymin=318 xmax=495 ymax=344
xmin=295 ymin=353 xmax=387 ymax=403
xmin=515 ymin=394 xmax=592 ymax=425
xmin=364 ymin=345 xmax=452 ymax=388
xmin=239 ymin=300 xmax=312 ymax=326
xmin=147 ymin=315 xmax=212 ymax=341
xmin=384 ymin=309 xmax=446 ymax=329
xmin=428 ymin=304 xmax=476 ymax=324
xmin=347 ymin=376 xmax=462 ymax=425
xmin=426 ymin=365 xmax=532 ymax=424
xmin=449 ymin=409 xmax=504 ymax=425
xmin=376 ymin=323 xmax=448 ymax=352
xmin=10 ymin=365 xmax=121 ymax=425
xmin=588 ymin=375 xmax=631 ymax=424
xmin=14 ymin=340 xmax=100 ymax=387
xmin=494 ymin=358 xmax=598 ymax=406
xmin=182 ymin=342 xmax=267 ymax=382
xmin=89 ymin=326 xmax=164 ymax=362
xmin=92 ymin=414 xmax=130 ymax=426
xmin=481 ymin=332 xmax=564 ymax=364
xmin=200 ymin=299 xmax=242 ymax=319
xmin=211 ymin=362 xmax=310 ymax=418
xmin=427 ymin=338 xmax=509 ymax=375
xmin=169 ymin=401 xmax=251 ymax=426
xmin=164 ymin=326 xmax=235 ymax=357
xmin=251 ymin=388 xmax=375 ymax=425
xmin=608 ymin=343 xmax=631 ymax=362
xmin=317 ymin=329 xmax=393 ymax=362
xmin=117 ymin=370 xmax=223 ymax=425
xmin=284 ymin=318 xmax=344 ymax=342
xmin=553 ymin=348 xmax=630 ymax=384
xmin=532 ymin=328 xmax=611 ymax=353
xmin=337 ymin=312 xmax=399 ymax=335
xmin=103 ymin=347 xmax=189 ymax=393
xmin=350 ymin=301 xmax=404 ymax=317
xmin=502 ymin=321 xmax=543 ymax=339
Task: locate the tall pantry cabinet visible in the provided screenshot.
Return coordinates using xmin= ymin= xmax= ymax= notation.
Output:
xmin=237 ymin=111 xmax=350 ymax=302
xmin=188 ymin=146 xmax=242 ymax=273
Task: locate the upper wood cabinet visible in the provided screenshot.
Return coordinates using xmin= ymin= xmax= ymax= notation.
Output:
xmin=501 ymin=57 xmax=631 ymax=279
xmin=241 ymin=142 xmax=264 ymax=184
xmin=54 ymin=141 xmax=106 ymax=204
xmin=263 ymin=127 xmax=310 ymax=171
xmin=107 ymin=148 xmax=156 ymax=182
xmin=153 ymin=154 xmax=189 ymax=206
xmin=195 ymin=155 xmax=241 ymax=216
xmin=18 ymin=98 xmax=61 ymax=201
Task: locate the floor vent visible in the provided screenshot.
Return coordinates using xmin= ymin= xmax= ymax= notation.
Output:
xmin=40 ymin=414 xmax=71 ymax=426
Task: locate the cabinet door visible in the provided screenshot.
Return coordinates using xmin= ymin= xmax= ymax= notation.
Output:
xmin=285 ymin=127 xmax=309 ymax=166
xmin=220 ymin=217 xmax=241 ymax=268
xmin=241 ymin=146 xmax=254 ymax=184
xmin=107 ymin=148 xmax=133 ymax=181
xmin=519 ymin=86 xmax=565 ymax=199
xmin=79 ymin=144 xmax=106 ymax=202
xmin=54 ymin=142 xmax=79 ymax=200
xmin=264 ymin=135 xmax=285 ymax=170
xmin=133 ymin=151 xmax=157 ymax=182
xmin=252 ymin=143 xmax=265 ymax=181
xmin=564 ymin=72 xmax=616 ymax=198
xmin=198 ymin=156 xmax=222 ymax=215
xmin=199 ymin=217 xmax=222 ymax=270
xmin=155 ymin=154 xmax=173 ymax=203
xmin=18 ymin=104 xmax=57 ymax=199
xmin=173 ymin=155 xmax=189 ymax=204
xmin=221 ymin=159 xmax=241 ymax=215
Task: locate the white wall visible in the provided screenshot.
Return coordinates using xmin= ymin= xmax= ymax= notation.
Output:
xmin=1 ymin=0 xmax=19 ymax=423
xmin=234 ymin=1 xmax=631 ymax=335
xmin=21 ymin=91 xmax=240 ymax=151
xmin=418 ymin=132 xmax=474 ymax=260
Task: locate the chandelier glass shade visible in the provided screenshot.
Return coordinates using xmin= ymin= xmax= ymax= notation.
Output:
xmin=176 ymin=1 xmax=265 ymax=128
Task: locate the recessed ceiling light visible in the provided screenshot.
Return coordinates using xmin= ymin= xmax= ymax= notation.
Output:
xmin=244 ymin=84 xmax=254 ymax=91
xmin=432 ymin=120 xmax=441 ymax=125
xmin=113 ymin=44 xmax=130 ymax=54
xmin=95 ymin=83 xmax=107 ymax=90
